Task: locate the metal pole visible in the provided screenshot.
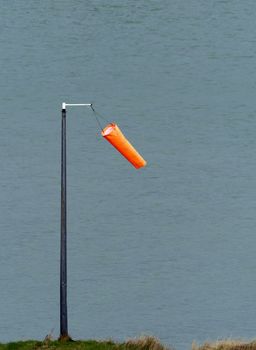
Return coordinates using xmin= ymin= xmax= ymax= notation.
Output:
xmin=59 ymin=102 xmax=92 ymax=340
xmin=60 ymin=106 xmax=69 ymax=339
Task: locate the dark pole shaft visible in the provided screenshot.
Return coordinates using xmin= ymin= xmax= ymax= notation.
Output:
xmin=60 ymin=107 xmax=69 ymax=338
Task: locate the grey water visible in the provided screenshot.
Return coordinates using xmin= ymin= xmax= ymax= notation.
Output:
xmin=1 ymin=1 xmax=256 ymax=349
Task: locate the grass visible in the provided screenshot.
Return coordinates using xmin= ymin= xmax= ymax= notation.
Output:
xmin=192 ymin=340 xmax=256 ymax=350
xmin=2 ymin=337 xmax=256 ymax=350
xmin=0 ymin=336 xmax=170 ymax=350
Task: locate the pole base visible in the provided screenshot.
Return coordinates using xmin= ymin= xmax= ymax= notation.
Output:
xmin=58 ymin=334 xmax=73 ymax=342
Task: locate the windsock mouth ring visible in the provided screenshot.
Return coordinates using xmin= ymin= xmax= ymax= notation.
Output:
xmin=102 ymin=123 xmax=116 ymax=136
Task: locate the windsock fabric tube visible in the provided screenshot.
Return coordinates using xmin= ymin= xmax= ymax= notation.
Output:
xmin=102 ymin=123 xmax=147 ymax=169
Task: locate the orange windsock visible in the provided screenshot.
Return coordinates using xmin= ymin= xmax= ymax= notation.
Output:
xmin=102 ymin=123 xmax=147 ymax=169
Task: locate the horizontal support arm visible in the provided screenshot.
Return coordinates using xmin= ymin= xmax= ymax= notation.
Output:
xmin=62 ymin=102 xmax=92 ymax=110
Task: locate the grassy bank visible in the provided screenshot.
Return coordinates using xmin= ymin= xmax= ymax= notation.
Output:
xmin=1 ymin=337 xmax=256 ymax=350
xmin=0 ymin=336 xmax=168 ymax=350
